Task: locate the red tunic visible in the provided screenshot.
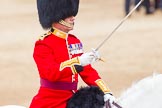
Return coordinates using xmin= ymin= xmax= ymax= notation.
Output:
xmin=30 ymin=29 xmax=101 ymax=108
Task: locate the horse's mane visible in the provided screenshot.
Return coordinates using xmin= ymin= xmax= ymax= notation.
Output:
xmin=118 ymin=73 xmax=162 ymax=108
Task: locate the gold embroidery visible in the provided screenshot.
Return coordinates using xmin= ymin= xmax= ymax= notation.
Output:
xmin=39 ymin=31 xmax=51 ymax=40
xmin=52 ymin=28 xmax=68 ymax=39
xmin=95 ymin=79 xmax=111 ymax=94
xmin=60 ymin=57 xmax=81 ymax=74
xmin=71 ymin=65 xmax=77 ymax=74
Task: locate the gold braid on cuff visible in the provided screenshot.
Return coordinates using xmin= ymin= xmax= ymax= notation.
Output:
xmin=95 ymin=79 xmax=112 ymax=94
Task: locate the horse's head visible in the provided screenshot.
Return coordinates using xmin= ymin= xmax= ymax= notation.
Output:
xmin=67 ymin=86 xmax=122 ymax=108
xmin=67 ymin=86 xmax=105 ymax=108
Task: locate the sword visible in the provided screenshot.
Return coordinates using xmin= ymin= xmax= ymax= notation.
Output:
xmin=95 ymin=0 xmax=144 ymax=51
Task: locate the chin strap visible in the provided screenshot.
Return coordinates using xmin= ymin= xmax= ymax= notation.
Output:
xmin=59 ymin=20 xmax=74 ymax=28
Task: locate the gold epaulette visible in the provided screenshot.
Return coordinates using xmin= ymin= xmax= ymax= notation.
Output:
xmin=39 ymin=31 xmax=52 ymax=40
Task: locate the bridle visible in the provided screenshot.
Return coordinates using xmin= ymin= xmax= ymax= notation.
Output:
xmin=105 ymin=100 xmax=122 ymax=108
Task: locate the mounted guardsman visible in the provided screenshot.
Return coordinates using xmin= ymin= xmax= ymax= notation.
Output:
xmin=30 ymin=0 xmax=116 ymax=108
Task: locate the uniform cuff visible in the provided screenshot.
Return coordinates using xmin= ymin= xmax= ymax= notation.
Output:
xmin=95 ymin=79 xmax=112 ymax=94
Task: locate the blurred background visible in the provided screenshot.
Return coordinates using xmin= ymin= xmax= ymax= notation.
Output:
xmin=0 ymin=0 xmax=162 ymax=107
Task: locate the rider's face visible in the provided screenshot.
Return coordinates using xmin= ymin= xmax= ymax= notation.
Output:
xmin=64 ymin=16 xmax=75 ymax=30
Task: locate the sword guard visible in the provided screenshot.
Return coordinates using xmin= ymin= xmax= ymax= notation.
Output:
xmin=98 ymin=57 xmax=105 ymax=62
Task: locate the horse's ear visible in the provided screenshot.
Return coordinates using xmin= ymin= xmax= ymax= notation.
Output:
xmin=66 ymin=86 xmax=105 ymax=108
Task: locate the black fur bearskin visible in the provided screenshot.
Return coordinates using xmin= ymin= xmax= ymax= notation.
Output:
xmin=37 ymin=0 xmax=79 ymax=29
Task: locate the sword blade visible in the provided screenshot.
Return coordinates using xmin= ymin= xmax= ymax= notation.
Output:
xmin=95 ymin=0 xmax=143 ymax=51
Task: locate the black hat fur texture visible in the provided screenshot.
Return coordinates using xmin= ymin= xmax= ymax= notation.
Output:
xmin=37 ymin=0 xmax=79 ymax=29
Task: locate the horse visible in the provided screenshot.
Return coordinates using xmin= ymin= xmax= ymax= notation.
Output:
xmin=1 ymin=74 xmax=162 ymax=108
xmin=67 ymin=73 xmax=162 ymax=108
xmin=118 ymin=73 xmax=162 ymax=108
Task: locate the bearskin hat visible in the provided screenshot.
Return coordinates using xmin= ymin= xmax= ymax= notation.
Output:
xmin=66 ymin=86 xmax=105 ymax=108
xmin=37 ymin=0 xmax=79 ymax=29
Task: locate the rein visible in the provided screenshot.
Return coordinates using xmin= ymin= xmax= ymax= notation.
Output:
xmin=105 ymin=100 xmax=122 ymax=108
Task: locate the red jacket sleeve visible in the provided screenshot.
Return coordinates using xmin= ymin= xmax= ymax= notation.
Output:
xmin=79 ymin=65 xmax=101 ymax=86
xmin=79 ymin=65 xmax=112 ymax=94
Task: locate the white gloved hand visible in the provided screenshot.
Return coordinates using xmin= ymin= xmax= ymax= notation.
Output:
xmin=79 ymin=49 xmax=100 ymax=66
xmin=104 ymin=93 xmax=116 ymax=107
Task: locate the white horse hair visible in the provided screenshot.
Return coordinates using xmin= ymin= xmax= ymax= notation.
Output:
xmin=118 ymin=73 xmax=162 ymax=108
